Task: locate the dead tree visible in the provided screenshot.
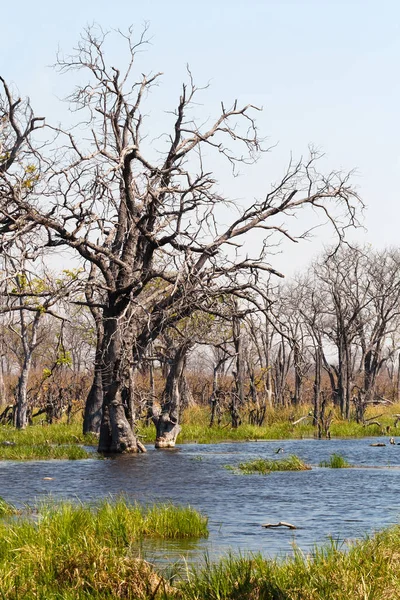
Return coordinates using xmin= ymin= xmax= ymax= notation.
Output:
xmin=0 ymin=27 xmax=362 ymax=451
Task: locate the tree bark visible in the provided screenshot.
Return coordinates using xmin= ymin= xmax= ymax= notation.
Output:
xmin=83 ymin=362 xmax=103 ymax=435
xmin=15 ymin=355 xmax=31 ymax=429
xmin=153 ymin=344 xmax=188 ymax=448
xmin=98 ymin=313 xmax=140 ymax=453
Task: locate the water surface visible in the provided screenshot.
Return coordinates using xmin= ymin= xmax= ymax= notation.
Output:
xmin=2 ymin=437 xmax=400 ymax=562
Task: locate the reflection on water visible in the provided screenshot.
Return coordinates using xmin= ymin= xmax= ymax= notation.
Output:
xmin=1 ymin=437 xmax=400 ymax=562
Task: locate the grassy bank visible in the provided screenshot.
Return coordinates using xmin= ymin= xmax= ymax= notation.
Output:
xmin=1 ymin=400 xmax=399 ymax=458
xmin=0 ymin=423 xmax=97 ymax=460
xmin=0 ymin=498 xmax=208 ymax=599
xmin=138 ymin=403 xmax=398 ymax=444
xmin=0 ymin=422 xmax=96 ymax=445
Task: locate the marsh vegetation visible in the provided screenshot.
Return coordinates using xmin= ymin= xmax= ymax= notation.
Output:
xmin=226 ymin=454 xmax=311 ymax=474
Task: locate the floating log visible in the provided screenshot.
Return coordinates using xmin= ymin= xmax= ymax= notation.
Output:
xmin=370 ymin=443 xmax=386 ymax=447
xmin=262 ymin=521 xmax=297 ymax=530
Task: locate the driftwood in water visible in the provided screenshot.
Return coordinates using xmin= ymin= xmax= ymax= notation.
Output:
xmin=262 ymin=521 xmax=297 ymax=530
xmin=370 ymin=442 xmax=386 ymax=447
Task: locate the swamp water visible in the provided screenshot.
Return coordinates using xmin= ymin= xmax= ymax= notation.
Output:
xmin=1 ymin=437 xmax=400 ymax=563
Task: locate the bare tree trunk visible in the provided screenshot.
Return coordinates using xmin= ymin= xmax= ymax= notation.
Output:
xmin=313 ymin=345 xmax=322 ymax=428
xmin=397 ymin=352 xmax=400 ymax=403
xmin=209 ymin=373 xmax=220 ymax=427
xmin=83 ymin=274 xmax=104 ymax=435
xmin=293 ymin=342 xmax=302 ymax=405
xmin=83 ymin=364 xmax=103 ymax=435
xmin=0 ymin=359 xmax=6 ymax=407
xmin=232 ymin=312 xmax=245 ymax=405
xmin=15 ymin=354 xmax=31 ymax=429
xmin=98 ymin=314 xmax=139 ymax=453
xmin=146 ymin=347 xmax=156 ymax=426
xmin=153 ymin=343 xmax=188 ymax=448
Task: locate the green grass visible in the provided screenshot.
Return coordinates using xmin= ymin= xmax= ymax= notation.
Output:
xmin=0 ymin=400 xmax=396 ymax=460
xmin=0 ymin=498 xmax=208 ymax=599
xmin=0 ymin=443 xmax=94 ymax=460
xmin=179 ymin=525 xmax=400 ymax=600
xmin=0 ymin=423 xmax=98 ymax=460
xmin=319 ymin=453 xmax=351 ymax=468
xmin=0 ymin=497 xmax=16 ymax=517
xmin=0 ymin=422 xmax=97 ymax=446
xmin=137 ymin=403 xmax=396 ymax=444
xmin=227 ymin=454 xmax=311 ymax=474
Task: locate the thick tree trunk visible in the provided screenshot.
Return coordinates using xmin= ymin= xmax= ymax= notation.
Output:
xmin=98 ymin=314 xmax=140 ymax=453
xmin=153 ymin=344 xmax=188 ymax=448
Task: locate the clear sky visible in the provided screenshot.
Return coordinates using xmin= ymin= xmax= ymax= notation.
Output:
xmin=2 ymin=0 xmax=399 ymax=277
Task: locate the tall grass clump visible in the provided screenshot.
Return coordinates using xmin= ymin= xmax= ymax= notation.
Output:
xmin=0 ymin=498 xmax=207 ymax=599
xmin=228 ymin=455 xmax=311 ymax=474
xmin=319 ymin=453 xmax=351 ymax=468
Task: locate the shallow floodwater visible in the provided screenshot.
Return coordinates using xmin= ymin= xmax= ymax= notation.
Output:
xmin=2 ymin=437 xmax=400 ymax=562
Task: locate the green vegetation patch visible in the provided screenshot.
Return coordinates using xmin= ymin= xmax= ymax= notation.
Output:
xmin=0 ymin=423 xmax=97 ymax=460
xmin=227 ymin=455 xmax=311 ymax=475
xmin=0 ymin=443 xmax=93 ymax=460
xmin=0 ymin=498 xmax=208 ymax=599
xmin=0 ymin=423 xmax=97 ymax=446
xmin=319 ymin=453 xmax=351 ymax=468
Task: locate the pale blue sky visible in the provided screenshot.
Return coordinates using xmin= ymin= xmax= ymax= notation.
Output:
xmin=2 ymin=0 xmax=399 ymax=275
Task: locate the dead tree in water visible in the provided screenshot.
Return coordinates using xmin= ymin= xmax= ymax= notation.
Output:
xmin=0 ymin=29 xmax=362 ymax=450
